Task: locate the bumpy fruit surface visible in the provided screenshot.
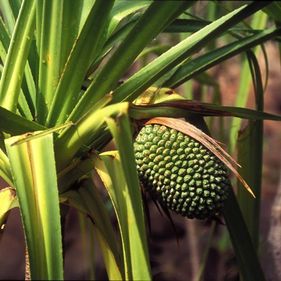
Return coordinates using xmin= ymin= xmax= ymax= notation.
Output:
xmin=134 ymin=124 xmax=230 ymax=220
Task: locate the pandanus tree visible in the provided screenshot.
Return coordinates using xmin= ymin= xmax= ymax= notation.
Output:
xmin=0 ymin=1 xmax=281 ymax=280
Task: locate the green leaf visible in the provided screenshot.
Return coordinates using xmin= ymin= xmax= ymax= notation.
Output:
xmin=111 ymin=2 xmax=271 ymax=104
xmin=223 ymin=188 xmax=265 ymax=281
xmin=0 ymin=0 xmax=16 ymax=35
xmin=0 ymin=8 xmax=37 ymax=119
xmin=54 ymin=96 xmax=125 ymax=171
xmin=237 ymin=50 xmax=264 ymax=249
xmin=68 ymin=1 xmax=194 ymax=123
xmin=164 ymin=18 xmax=266 ymax=34
xmin=37 ymin=0 xmax=64 ymax=120
xmin=129 ymin=100 xmax=281 ymax=121
xmin=61 ymin=0 xmax=94 ymax=60
xmin=0 ymin=17 xmax=11 ymax=60
xmin=108 ymin=1 xmax=149 ymax=36
xmin=164 ymin=27 xmax=280 ymax=88
xmin=57 ymin=157 xmax=94 ymax=193
xmin=36 ymin=0 xmax=95 ymax=122
xmin=61 ymin=178 xmax=123 ymax=280
xmin=17 ymin=89 xmax=33 ymax=119
xmin=0 ymin=0 xmax=36 ymax=112
xmin=5 ymin=131 xmax=63 ymax=280
xmin=0 ymin=105 xmax=45 ymax=135
xmin=7 ymin=0 xmax=21 ymax=21
xmin=229 ymin=11 xmax=268 ymax=153
xmin=21 ymin=64 xmax=36 ymax=118
xmin=164 ymin=18 xmax=208 ymax=33
xmin=95 ymin=150 xmax=151 ymax=281
xmin=97 ymin=112 xmax=151 ymax=280
xmin=0 ymin=187 xmax=18 ymax=228
xmin=86 ymin=1 xmax=150 ymax=76
xmin=46 ymin=0 xmax=115 ymax=126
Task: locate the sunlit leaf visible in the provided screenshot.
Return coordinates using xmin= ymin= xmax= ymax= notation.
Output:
xmin=68 ymin=1 xmax=193 ymax=123
xmin=46 ymin=0 xmax=115 ymax=126
xmin=5 ymin=131 xmax=63 ymax=280
xmin=112 ymin=2 xmax=270 ymax=104
xmin=0 ymin=0 xmax=35 ymax=112
xmin=95 ymin=150 xmax=151 ymax=281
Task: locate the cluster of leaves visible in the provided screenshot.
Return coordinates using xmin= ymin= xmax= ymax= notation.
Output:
xmin=0 ymin=1 xmax=280 ymax=280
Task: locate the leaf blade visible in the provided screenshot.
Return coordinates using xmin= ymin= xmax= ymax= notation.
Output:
xmin=68 ymin=1 xmax=194 ymax=123
xmin=104 ymin=112 xmax=151 ymax=280
xmin=129 ymin=99 xmax=281 ymax=121
xmin=46 ymin=0 xmax=115 ymax=126
xmin=0 ymin=0 xmax=36 ymax=112
xmin=111 ymin=2 xmax=271 ymax=104
xmin=0 ymin=105 xmax=45 ymax=135
xmin=164 ymin=27 xmax=280 ymax=88
xmin=5 ymin=131 xmax=63 ymax=280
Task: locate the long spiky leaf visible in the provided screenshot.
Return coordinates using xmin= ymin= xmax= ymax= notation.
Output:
xmin=164 ymin=27 xmax=280 ymax=88
xmin=5 ymin=131 xmax=63 ymax=280
xmin=67 ymin=1 xmax=194 ymax=123
xmin=46 ymin=0 xmax=114 ymax=126
xmin=0 ymin=0 xmax=35 ymax=112
xmin=111 ymin=2 xmax=271 ymax=104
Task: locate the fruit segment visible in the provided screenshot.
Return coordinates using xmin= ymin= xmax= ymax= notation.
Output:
xmin=134 ymin=124 xmax=230 ymax=220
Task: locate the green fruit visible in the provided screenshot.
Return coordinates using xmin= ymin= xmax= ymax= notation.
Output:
xmin=134 ymin=123 xmax=230 ymax=220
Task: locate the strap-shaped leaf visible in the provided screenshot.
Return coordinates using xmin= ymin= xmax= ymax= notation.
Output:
xmin=229 ymin=13 xmax=269 ymax=152
xmin=164 ymin=27 xmax=280 ymax=88
xmin=94 ymin=112 xmax=151 ymax=280
xmin=0 ymin=105 xmax=45 ymax=135
xmin=54 ymin=95 xmax=123 ymax=170
xmin=0 ymin=0 xmax=35 ymax=112
xmin=37 ymin=0 xmax=64 ymax=121
xmin=0 ymin=7 xmax=36 ymax=119
xmin=46 ymin=0 xmax=114 ymax=126
xmin=0 ymin=0 xmax=16 ymax=34
xmin=5 ymin=131 xmax=63 ymax=280
xmin=95 ymin=150 xmax=151 ymax=281
xmin=108 ymin=1 xmax=149 ymax=36
xmin=223 ymin=188 xmax=266 ymax=281
xmin=129 ymin=99 xmax=281 ymax=121
xmin=67 ymin=1 xmax=193 ymax=123
xmin=237 ymin=49 xmax=264 ymax=249
xmin=36 ymin=0 xmax=96 ymax=122
xmin=111 ymin=2 xmax=271 ymax=104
